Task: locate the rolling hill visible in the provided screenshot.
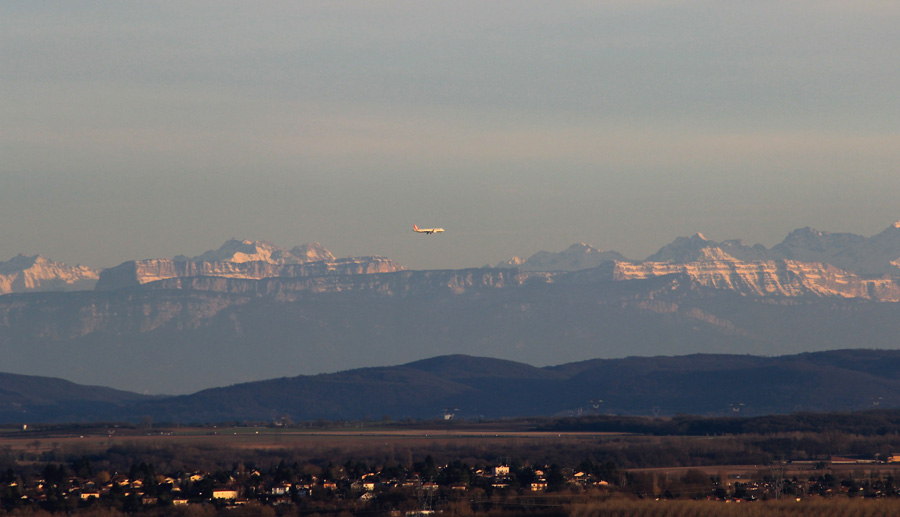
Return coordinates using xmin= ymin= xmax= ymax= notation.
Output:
xmin=5 ymin=349 xmax=900 ymax=424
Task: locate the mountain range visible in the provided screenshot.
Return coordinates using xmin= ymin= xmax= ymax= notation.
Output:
xmin=6 ymin=222 xmax=900 ymax=296
xmin=3 ymin=349 xmax=900 ymax=424
xmin=2 ymin=222 xmax=900 ymax=394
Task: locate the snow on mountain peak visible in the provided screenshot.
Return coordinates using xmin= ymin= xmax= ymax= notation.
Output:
xmin=695 ymin=247 xmax=736 ymax=261
xmin=564 ymin=243 xmax=600 ymax=254
xmin=176 ymin=239 xmax=334 ymax=265
xmin=289 ymin=243 xmax=335 ymax=262
xmin=0 ymin=254 xmax=100 ymax=294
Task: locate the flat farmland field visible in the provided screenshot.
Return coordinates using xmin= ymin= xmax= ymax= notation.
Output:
xmin=0 ymin=423 xmax=615 ymax=446
xmin=0 ymin=422 xmax=626 ymax=467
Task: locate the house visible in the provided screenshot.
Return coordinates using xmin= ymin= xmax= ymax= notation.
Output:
xmin=270 ymin=482 xmax=292 ymax=496
xmin=530 ymin=481 xmax=547 ymax=492
xmin=212 ymin=489 xmax=238 ymax=500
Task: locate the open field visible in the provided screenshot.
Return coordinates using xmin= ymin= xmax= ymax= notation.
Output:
xmin=0 ymin=424 xmax=622 ymax=455
xmin=4 ymin=421 xmax=900 ymax=475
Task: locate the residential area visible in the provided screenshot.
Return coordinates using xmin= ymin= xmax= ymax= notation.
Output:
xmin=5 ymin=453 xmax=900 ymax=515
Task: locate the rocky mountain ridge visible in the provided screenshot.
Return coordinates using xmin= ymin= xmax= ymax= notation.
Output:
xmin=5 ymin=220 xmax=900 ymax=301
xmin=99 ymin=239 xmax=406 ymax=290
xmin=144 ymin=268 xmax=523 ymax=297
xmin=0 ymin=240 xmax=404 ymax=294
xmin=6 ymin=221 xmax=900 ymax=395
xmin=507 ymin=221 xmax=900 ymax=278
xmin=773 ymin=223 xmax=900 ymax=276
xmin=119 ymin=255 xmax=900 ymax=302
xmin=173 ymin=239 xmax=335 ymax=264
xmin=489 ymin=221 xmax=900 ymax=301
xmin=575 ymin=252 xmax=900 ymax=301
xmin=96 ymin=256 xmax=405 ymax=291
xmin=645 ymin=233 xmax=773 ymax=263
xmin=0 ymin=255 xmax=99 ymax=296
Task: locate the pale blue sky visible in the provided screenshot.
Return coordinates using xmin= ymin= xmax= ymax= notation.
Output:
xmin=3 ymin=1 xmax=900 ymax=269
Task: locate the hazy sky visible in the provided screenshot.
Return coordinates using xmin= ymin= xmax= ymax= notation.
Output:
xmin=3 ymin=1 xmax=900 ymax=270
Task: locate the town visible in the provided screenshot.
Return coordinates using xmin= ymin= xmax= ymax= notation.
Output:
xmin=5 ymin=422 xmax=900 ymax=516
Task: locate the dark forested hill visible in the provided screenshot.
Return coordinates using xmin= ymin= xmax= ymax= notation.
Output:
xmin=0 ymin=372 xmax=155 ymax=423
xmin=6 ymin=349 xmax=900 ymax=424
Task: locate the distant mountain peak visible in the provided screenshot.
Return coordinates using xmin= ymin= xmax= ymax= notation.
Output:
xmin=0 ymin=254 xmax=40 ymax=274
xmin=647 ymin=233 xmax=772 ymax=263
xmin=496 ymin=243 xmax=628 ymax=271
xmin=646 ymin=234 xmax=721 ymax=262
xmin=175 ymin=239 xmax=335 ymax=265
xmin=502 ymin=256 xmax=526 ymax=267
xmin=0 ymin=254 xmax=100 ymax=295
xmin=288 ymin=242 xmax=335 ymax=262
xmin=695 ymin=247 xmax=735 ymax=261
xmin=783 ymin=226 xmax=828 ymax=239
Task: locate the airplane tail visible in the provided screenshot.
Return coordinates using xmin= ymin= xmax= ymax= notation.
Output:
xmin=413 ymin=224 xmax=419 ymax=231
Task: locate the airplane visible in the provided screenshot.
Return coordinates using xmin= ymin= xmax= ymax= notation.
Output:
xmin=413 ymin=224 xmax=444 ymax=235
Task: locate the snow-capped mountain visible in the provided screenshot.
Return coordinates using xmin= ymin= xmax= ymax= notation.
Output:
xmin=642 ymin=221 xmax=900 ymax=277
xmin=773 ymin=222 xmax=900 ymax=276
xmin=7 ymin=219 xmax=900 ymax=298
xmin=645 ymin=233 xmax=772 ymax=263
xmin=174 ymin=239 xmax=335 ymax=264
xmin=7 ymin=222 xmax=900 ymax=394
xmin=601 ymin=253 xmax=900 ymax=300
xmin=496 ymin=221 xmax=900 ymax=300
xmin=96 ymin=240 xmax=403 ymax=290
xmin=0 ymin=255 xmax=99 ymax=295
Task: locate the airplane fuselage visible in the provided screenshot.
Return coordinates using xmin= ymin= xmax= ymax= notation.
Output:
xmin=413 ymin=225 xmax=444 ymax=234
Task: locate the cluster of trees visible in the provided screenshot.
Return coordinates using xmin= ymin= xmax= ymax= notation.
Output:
xmin=546 ymin=410 xmax=900 ymax=437
xmin=7 ymin=428 xmax=900 ymax=475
